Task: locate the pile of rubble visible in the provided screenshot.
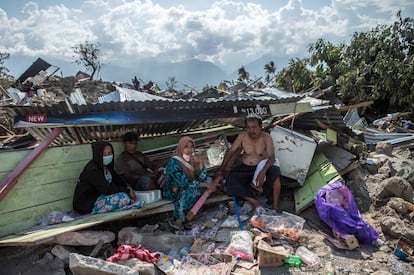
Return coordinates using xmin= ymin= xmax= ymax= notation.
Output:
xmin=0 ymin=71 xmax=413 ymax=274
xmin=0 ymin=141 xmax=413 ymax=274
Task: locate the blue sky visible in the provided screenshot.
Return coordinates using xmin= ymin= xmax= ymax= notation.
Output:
xmin=0 ymin=0 xmax=413 ymax=80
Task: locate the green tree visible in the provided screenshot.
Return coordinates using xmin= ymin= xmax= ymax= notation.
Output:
xmin=340 ymin=11 xmax=414 ymax=114
xmin=264 ymin=61 xmax=276 ymax=85
xmin=0 ymin=51 xmax=13 ymax=88
xmin=275 ymin=68 xmax=294 ymax=92
xmin=0 ymin=52 xmax=10 ymax=78
xmin=275 ymin=58 xmax=312 ymax=93
xmin=237 ymin=66 xmax=250 ymax=83
xmin=308 ymin=38 xmax=347 ymax=88
xmin=165 ymin=76 xmax=177 ymax=91
xmin=72 ymin=40 xmax=104 ymax=80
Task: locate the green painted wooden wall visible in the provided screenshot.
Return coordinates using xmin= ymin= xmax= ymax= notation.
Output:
xmin=0 ymin=131 xmax=230 ymax=237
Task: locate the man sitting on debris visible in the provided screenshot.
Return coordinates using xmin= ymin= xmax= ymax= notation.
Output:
xmin=163 ymin=136 xmax=216 ymax=229
xmin=115 ymin=132 xmax=158 ymax=191
xmin=220 ymin=113 xmax=281 ymax=210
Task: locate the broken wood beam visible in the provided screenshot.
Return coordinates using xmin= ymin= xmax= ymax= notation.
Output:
xmin=339 ymin=101 xmax=374 ymax=112
xmin=265 ymin=112 xmax=305 ymax=131
xmin=186 ymin=147 xmax=242 ymax=221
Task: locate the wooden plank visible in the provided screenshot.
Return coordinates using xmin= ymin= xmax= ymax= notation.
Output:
xmin=0 ymin=198 xmax=73 ymax=238
xmin=0 ymin=149 xmax=31 ymax=172
xmin=186 ymin=147 xmax=241 ymax=221
xmin=294 ymin=153 xmax=342 ymax=213
xmin=338 ymin=101 xmax=374 ymax=112
xmin=0 ymin=194 xmax=231 ymax=246
xmin=131 ymin=193 xmax=231 ymax=218
xmin=268 ymin=102 xmax=313 ymax=116
xmin=0 ymin=128 xmax=64 ymax=201
xmin=0 ymin=179 xmax=77 ymax=214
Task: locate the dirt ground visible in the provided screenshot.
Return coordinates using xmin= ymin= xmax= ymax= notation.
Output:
xmin=270 ymin=145 xmax=414 ymax=275
xmin=0 ymin=146 xmax=413 ymax=275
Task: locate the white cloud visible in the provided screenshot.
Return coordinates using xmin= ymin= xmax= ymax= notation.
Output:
xmin=0 ymin=0 xmax=412 ymax=73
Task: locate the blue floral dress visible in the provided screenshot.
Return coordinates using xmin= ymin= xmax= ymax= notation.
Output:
xmin=163 ymin=158 xmax=209 ymax=221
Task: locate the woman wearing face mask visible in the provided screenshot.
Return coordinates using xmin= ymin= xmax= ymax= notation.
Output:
xmin=163 ymin=136 xmax=216 ymax=229
xmin=73 ymin=141 xmax=140 ymax=214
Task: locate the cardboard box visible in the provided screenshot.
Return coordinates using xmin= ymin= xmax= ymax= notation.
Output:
xmin=257 ymin=240 xmax=289 ymax=267
xmin=333 ymin=230 xmax=359 ymax=250
xmin=394 ymin=236 xmax=414 ymax=262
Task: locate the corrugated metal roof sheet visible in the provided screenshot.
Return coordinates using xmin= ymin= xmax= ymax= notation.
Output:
xmin=363 ymin=128 xmax=414 ymax=144
xmin=6 ymin=95 xmax=302 ymax=146
xmin=290 ymin=106 xmax=349 ymax=131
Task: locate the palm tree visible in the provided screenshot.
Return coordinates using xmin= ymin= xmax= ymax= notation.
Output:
xmin=264 ymin=61 xmax=276 ymax=86
xmin=237 ymin=66 xmax=250 ymax=83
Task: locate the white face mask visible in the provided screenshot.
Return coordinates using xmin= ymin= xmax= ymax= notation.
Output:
xmin=183 ymin=153 xmax=191 ymax=161
xmin=103 ymin=154 xmax=113 ymax=166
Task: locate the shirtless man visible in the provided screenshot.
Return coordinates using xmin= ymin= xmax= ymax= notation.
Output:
xmin=220 ymin=114 xmax=281 ymax=210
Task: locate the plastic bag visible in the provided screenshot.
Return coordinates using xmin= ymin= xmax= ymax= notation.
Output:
xmin=314 ymin=181 xmax=379 ymax=244
xmin=225 ymin=230 xmax=254 ymax=261
xmin=250 ymin=211 xmax=304 ymax=242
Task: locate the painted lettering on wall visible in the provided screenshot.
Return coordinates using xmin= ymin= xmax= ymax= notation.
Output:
xmin=240 ymin=104 xmax=269 ymax=116
xmin=26 ymin=114 xmax=47 ymax=123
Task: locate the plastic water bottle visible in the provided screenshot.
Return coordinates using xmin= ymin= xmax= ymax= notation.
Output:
xmin=295 ymin=246 xmax=320 ymax=266
xmin=324 ymin=261 xmax=335 ymax=275
xmin=372 ymin=238 xmax=384 ymax=247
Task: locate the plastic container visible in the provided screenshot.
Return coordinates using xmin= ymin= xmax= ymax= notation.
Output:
xmin=284 ymin=255 xmax=301 ymax=267
xmin=134 ymin=189 xmax=162 ymax=204
xmin=295 ymin=246 xmax=320 ymax=266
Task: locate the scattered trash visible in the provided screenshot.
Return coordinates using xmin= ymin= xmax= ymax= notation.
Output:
xmin=394 ymin=236 xmax=414 ymax=262
xmin=250 ymin=211 xmax=305 ymax=242
xmin=256 ymin=240 xmax=288 ymax=267
xmin=295 ymin=245 xmax=320 ymax=266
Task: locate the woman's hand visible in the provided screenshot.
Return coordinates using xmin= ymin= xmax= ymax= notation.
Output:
xmin=188 ymin=155 xmax=204 ymax=169
xmin=172 ymin=185 xmax=179 ymax=193
xmin=200 ymin=182 xmax=216 ymax=192
xmin=128 ymin=187 xmax=137 ymax=201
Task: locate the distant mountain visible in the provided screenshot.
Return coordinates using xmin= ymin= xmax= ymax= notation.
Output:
xmin=6 ymin=53 xmax=302 ymax=90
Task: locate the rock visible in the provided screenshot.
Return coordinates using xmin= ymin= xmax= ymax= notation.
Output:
xmin=69 ymin=253 xmax=138 ymax=275
xmin=377 ymin=177 xmax=414 ymax=203
xmin=377 ymin=160 xmax=396 ymax=177
xmin=118 ymin=258 xmax=156 ymax=275
xmin=371 ymin=270 xmax=393 ymax=275
xmin=118 ymin=229 xmax=194 ymax=254
xmin=375 ymin=142 xmax=393 ymax=156
xmin=53 ymin=230 xmax=115 ymax=246
xmin=387 ymin=197 xmax=414 ymax=215
xmin=51 ymin=244 xmax=79 ymax=264
xmin=380 ymin=216 xmax=414 ymax=240
xmin=395 ymin=160 xmax=414 ymax=183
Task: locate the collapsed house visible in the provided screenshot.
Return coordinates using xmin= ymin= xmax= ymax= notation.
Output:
xmin=0 ymin=60 xmax=413 ymax=274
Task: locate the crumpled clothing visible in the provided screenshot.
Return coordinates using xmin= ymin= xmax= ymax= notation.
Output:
xmin=106 ymin=244 xmax=160 ymax=263
xmin=252 ymin=159 xmax=280 ymax=186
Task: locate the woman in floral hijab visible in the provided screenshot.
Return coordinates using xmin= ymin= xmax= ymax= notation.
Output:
xmin=163 ymin=136 xmax=216 ymax=229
